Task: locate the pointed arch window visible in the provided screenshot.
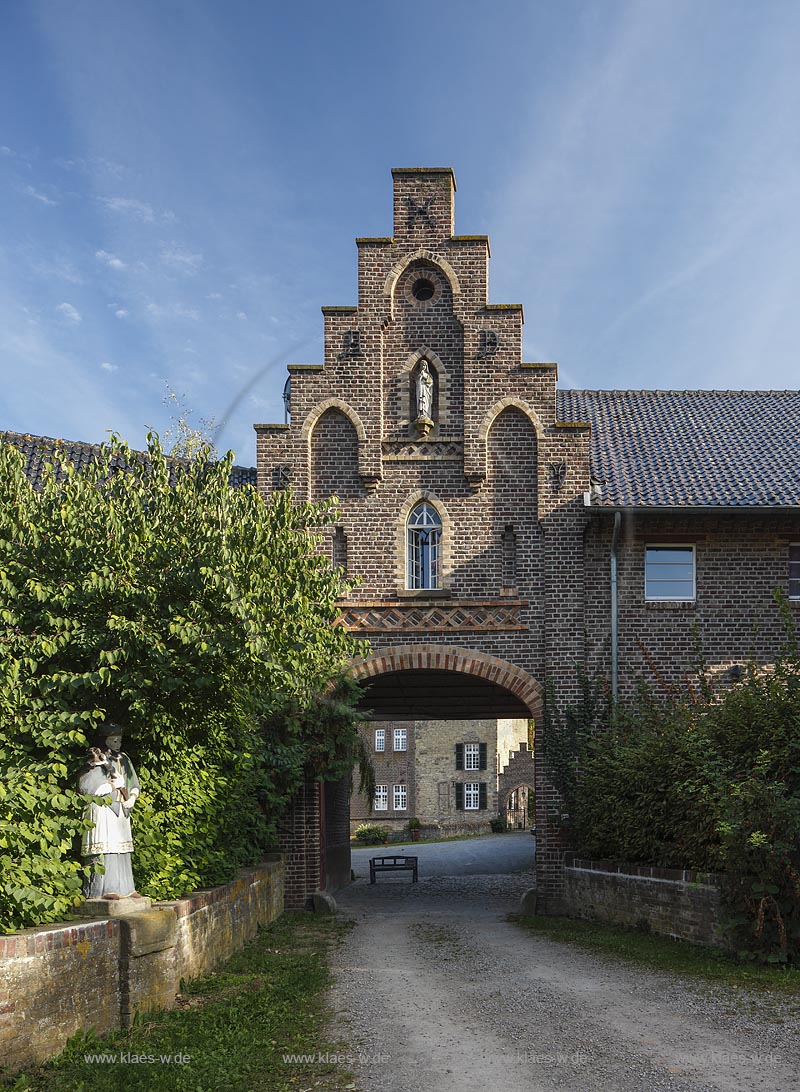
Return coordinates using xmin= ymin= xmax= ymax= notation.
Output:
xmin=407 ymin=501 xmax=442 ymax=590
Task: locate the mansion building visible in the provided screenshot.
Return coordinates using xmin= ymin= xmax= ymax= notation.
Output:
xmin=6 ymin=167 xmax=800 ymax=908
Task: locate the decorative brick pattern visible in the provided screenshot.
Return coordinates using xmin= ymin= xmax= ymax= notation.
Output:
xmin=338 ymin=599 xmax=526 ymax=632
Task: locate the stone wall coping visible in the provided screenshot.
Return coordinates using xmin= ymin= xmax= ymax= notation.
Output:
xmin=485 ymin=303 xmax=523 ymax=312
xmin=566 ymin=857 xmax=722 ymax=886
xmin=450 ymin=235 xmax=491 ymax=255
xmin=339 ymin=597 xmax=528 ymax=608
xmin=356 ymin=237 xmax=393 ymax=245
xmin=521 ymin=362 xmax=558 ymax=370
xmin=287 ymin=363 xmax=326 ymax=370
xmin=153 ymin=863 xmax=279 ymax=918
xmin=391 ymin=167 xmax=456 ymax=186
xmin=253 ymin=423 xmax=290 ymax=431
xmin=0 ymin=916 xmax=119 ymax=958
xmin=0 ymin=860 xmax=282 ymax=955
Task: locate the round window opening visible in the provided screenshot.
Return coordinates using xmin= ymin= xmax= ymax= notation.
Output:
xmin=411 ymin=277 xmax=435 ymax=302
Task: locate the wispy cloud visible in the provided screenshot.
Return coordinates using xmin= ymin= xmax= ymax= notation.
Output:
xmin=55 ymin=302 xmax=82 ymax=325
xmin=114 ymin=308 xmax=129 ymax=318
xmin=159 ymin=246 xmax=203 ymax=274
xmin=100 ymin=361 xmax=119 ymax=372
xmin=100 ymin=196 xmax=156 ymax=222
xmin=95 ymin=249 xmax=127 ymax=270
xmin=28 ymin=254 xmax=84 ymax=284
xmin=146 ymin=301 xmax=200 ymax=321
xmin=56 ymin=154 xmax=126 ymax=179
xmin=24 ymin=185 xmax=58 ymax=206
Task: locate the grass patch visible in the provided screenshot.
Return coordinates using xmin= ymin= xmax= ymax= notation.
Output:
xmin=513 ymin=914 xmax=800 ymax=994
xmin=3 ymin=913 xmax=356 ymax=1092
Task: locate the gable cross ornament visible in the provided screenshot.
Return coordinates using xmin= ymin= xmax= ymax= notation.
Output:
xmin=407 ymin=195 xmax=436 ymax=229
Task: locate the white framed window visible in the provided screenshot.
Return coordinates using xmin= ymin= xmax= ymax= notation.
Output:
xmin=790 ymin=544 xmax=800 ymax=600
xmin=645 ymin=545 xmax=695 ymax=601
xmin=407 ymin=501 xmax=442 ymax=590
xmin=463 ymin=783 xmax=480 ymax=810
xmin=464 ymin=743 xmax=481 ymax=771
xmin=393 ymin=784 xmax=407 ymax=811
xmin=374 ymin=785 xmax=388 ymax=811
xmin=374 ymin=729 xmax=385 ymax=753
xmin=393 ymin=728 xmax=407 ymax=752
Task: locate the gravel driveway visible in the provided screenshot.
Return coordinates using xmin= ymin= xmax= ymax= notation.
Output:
xmin=328 ymin=845 xmax=799 ymax=1092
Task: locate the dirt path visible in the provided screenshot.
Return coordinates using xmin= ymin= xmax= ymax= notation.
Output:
xmin=328 ymin=873 xmax=799 ymax=1092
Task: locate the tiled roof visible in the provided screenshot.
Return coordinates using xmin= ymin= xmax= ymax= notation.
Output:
xmin=556 ymin=390 xmax=800 ymax=508
xmin=0 ymin=431 xmax=257 ymax=491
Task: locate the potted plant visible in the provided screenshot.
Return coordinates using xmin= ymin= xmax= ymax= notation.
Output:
xmin=408 ymin=817 xmax=422 ymax=842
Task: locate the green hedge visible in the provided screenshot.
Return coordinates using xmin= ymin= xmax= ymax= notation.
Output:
xmin=0 ymin=435 xmax=365 ymax=932
xmin=544 ymin=615 xmax=800 ymax=964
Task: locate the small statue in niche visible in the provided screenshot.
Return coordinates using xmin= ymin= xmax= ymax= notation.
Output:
xmin=414 ymin=360 xmax=435 ymax=438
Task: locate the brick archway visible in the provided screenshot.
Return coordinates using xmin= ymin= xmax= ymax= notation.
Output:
xmin=350 ymin=643 xmax=543 ymax=720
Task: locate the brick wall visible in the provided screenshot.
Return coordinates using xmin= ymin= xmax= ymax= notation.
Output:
xmin=562 ymin=857 xmax=723 ymax=947
xmin=584 ymin=513 xmax=800 ymax=698
xmin=0 ymin=859 xmax=284 ymax=1074
xmin=255 ymin=161 xmax=587 ymax=909
xmin=277 ymin=779 xmax=321 ymax=909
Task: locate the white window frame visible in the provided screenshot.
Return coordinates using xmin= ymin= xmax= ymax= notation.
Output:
xmin=464 ymin=742 xmax=481 ymax=771
xmin=645 ymin=544 xmax=696 ymax=602
xmin=393 ymin=728 xmax=407 ymax=752
xmin=374 ymin=729 xmax=385 ymax=753
xmin=790 ymin=543 xmax=800 ymax=600
xmin=374 ymin=785 xmax=388 ymax=811
xmin=393 ymin=784 xmax=407 ymax=811
xmin=463 ymin=782 xmax=480 ymax=810
xmin=406 ymin=501 xmax=442 ymax=590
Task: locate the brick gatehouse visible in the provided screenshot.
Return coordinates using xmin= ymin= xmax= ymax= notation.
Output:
xmin=258 ymin=168 xmax=800 ymax=910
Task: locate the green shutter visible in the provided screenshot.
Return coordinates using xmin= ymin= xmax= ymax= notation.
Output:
xmin=455 ymin=783 xmax=464 ymax=810
xmin=479 ymin=783 xmax=487 ymax=810
xmin=455 ymin=743 xmax=463 ymax=770
xmin=479 ymin=743 xmax=487 ymax=770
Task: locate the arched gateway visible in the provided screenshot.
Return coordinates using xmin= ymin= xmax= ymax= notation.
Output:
xmin=257 ymin=169 xmax=590 ymax=913
xmin=351 ymin=645 xmax=543 ymax=721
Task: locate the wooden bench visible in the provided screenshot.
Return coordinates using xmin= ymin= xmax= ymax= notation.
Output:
xmin=369 ymin=855 xmax=419 ymax=884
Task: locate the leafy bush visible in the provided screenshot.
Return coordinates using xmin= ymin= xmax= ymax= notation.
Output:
xmin=0 ymin=435 xmax=365 ymax=932
xmin=543 ymin=611 xmax=800 ymax=964
xmin=353 ymin=824 xmax=389 ymax=845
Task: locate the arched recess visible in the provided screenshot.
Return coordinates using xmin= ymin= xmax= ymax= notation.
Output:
xmin=473 ymin=397 xmax=545 ymax=484
xmin=302 ymin=398 xmax=368 ymax=498
xmin=350 ymin=644 xmax=543 ymax=721
xmin=308 ymin=407 xmax=361 ymax=505
xmin=382 ymin=248 xmax=461 ymax=318
xmin=395 ymin=490 xmax=453 ymax=592
xmin=397 ymin=346 xmax=449 ymax=429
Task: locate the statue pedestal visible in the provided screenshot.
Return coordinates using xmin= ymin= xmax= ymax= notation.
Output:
xmin=414 ymin=415 xmax=434 ymax=439
xmin=76 ymin=895 xmax=152 ymax=918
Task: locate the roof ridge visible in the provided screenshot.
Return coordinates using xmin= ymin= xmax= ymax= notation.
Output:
xmin=558 ymin=388 xmax=800 ymax=396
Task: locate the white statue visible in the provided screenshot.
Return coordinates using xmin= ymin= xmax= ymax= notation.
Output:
xmin=415 ymin=360 xmax=434 ymax=420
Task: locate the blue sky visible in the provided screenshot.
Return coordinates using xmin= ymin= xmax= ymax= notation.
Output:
xmin=2 ymin=0 xmax=799 ymax=464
